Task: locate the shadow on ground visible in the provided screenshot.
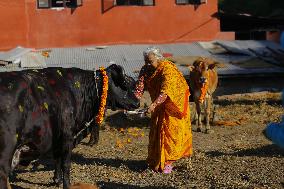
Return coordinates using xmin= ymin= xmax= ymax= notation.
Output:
xmin=206 ymin=144 xmax=284 ymax=158
xmin=11 ymin=177 xmax=54 ymax=188
xmin=10 ymin=185 xmax=25 ymax=189
xmin=72 ymin=153 xmax=147 ymax=172
xmin=11 ymin=159 xmax=54 ymax=174
xmin=97 ymin=181 xmax=176 ymax=189
xmin=104 ymin=111 xmax=150 ymax=129
xmin=215 ymin=99 xmax=281 ymax=106
xmin=10 ymin=159 xmax=55 ymax=188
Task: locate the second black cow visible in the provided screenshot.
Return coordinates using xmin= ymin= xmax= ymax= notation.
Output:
xmin=0 ymin=64 xmax=140 ymax=189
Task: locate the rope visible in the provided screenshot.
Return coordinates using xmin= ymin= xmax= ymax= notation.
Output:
xmin=73 ymin=70 xmax=99 ymax=140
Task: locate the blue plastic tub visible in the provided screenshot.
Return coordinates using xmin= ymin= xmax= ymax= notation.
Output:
xmin=265 ymin=118 xmax=284 ymax=148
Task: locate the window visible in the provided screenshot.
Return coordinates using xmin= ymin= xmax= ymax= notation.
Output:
xmin=37 ymin=0 xmax=83 ymax=9
xmin=102 ymin=0 xmax=154 ymax=13
xmin=115 ymin=0 xmax=154 ymax=6
xmin=176 ymin=0 xmax=207 ymax=5
xmin=235 ymin=31 xmax=266 ymax=40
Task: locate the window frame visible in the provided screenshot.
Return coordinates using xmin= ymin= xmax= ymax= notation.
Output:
xmin=176 ymin=0 xmax=207 ymax=5
xmin=37 ymin=0 xmax=83 ymax=9
xmin=37 ymin=0 xmax=50 ymax=9
xmin=115 ymin=0 xmax=155 ymax=6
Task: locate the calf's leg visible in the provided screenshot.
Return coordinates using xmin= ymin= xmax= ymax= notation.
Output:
xmin=190 ymin=102 xmax=197 ymax=124
xmin=195 ymin=102 xmax=203 ymax=132
xmin=204 ymin=96 xmax=213 ymax=134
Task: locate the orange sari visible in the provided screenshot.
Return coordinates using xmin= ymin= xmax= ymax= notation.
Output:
xmin=145 ymin=60 xmax=193 ymax=171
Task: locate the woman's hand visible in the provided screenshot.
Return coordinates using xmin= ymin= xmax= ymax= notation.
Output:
xmin=147 ymin=93 xmax=167 ymax=114
xmin=147 ymin=103 xmax=156 ymax=114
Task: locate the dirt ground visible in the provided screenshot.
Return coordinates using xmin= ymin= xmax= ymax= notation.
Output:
xmin=10 ymin=91 xmax=284 ymax=189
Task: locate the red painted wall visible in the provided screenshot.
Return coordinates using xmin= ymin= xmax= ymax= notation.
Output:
xmin=0 ymin=0 xmax=28 ymax=50
xmin=0 ymin=0 xmax=225 ymax=50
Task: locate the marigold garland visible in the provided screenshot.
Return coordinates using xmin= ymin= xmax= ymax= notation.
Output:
xmin=198 ymin=71 xmax=209 ymax=103
xmin=199 ymin=81 xmax=208 ymax=103
xmin=95 ymin=67 xmax=108 ymax=124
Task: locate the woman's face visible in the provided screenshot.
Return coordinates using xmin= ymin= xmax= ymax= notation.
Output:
xmin=145 ymin=52 xmax=158 ymax=68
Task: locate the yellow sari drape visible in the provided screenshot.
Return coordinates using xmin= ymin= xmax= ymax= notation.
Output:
xmin=146 ymin=60 xmax=193 ymax=171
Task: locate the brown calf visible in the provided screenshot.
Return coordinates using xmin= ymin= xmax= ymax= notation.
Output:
xmin=189 ymin=57 xmax=218 ymax=134
xmin=69 ymin=183 xmax=99 ymax=189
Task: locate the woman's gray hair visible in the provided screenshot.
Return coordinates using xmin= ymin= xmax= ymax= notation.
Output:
xmin=143 ymin=46 xmax=164 ymax=60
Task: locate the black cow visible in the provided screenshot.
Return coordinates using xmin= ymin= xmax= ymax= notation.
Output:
xmin=0 ymin=64 xmax=140 ymax=189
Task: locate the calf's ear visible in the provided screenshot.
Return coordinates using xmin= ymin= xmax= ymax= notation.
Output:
xmin=187 ymin=65 xmax=194 ymax=72
xmin=208 ymin=63 xmax=217 ymax=70
xmin=193 ymin=61 xmax=200 ymax=68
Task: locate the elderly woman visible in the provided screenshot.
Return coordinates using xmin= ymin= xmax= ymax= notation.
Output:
xmin=135 ymin=47 xmax=193 ymax=174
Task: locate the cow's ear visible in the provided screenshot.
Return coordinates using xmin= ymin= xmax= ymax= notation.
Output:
xmin=107 ymin=64 xmax=125 ymax=85
xmin=109 ymin=64 xmax=124 ymax=78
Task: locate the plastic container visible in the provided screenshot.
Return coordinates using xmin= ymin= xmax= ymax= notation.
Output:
xmin=265 ymin=120 xmax=284 ymax=148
